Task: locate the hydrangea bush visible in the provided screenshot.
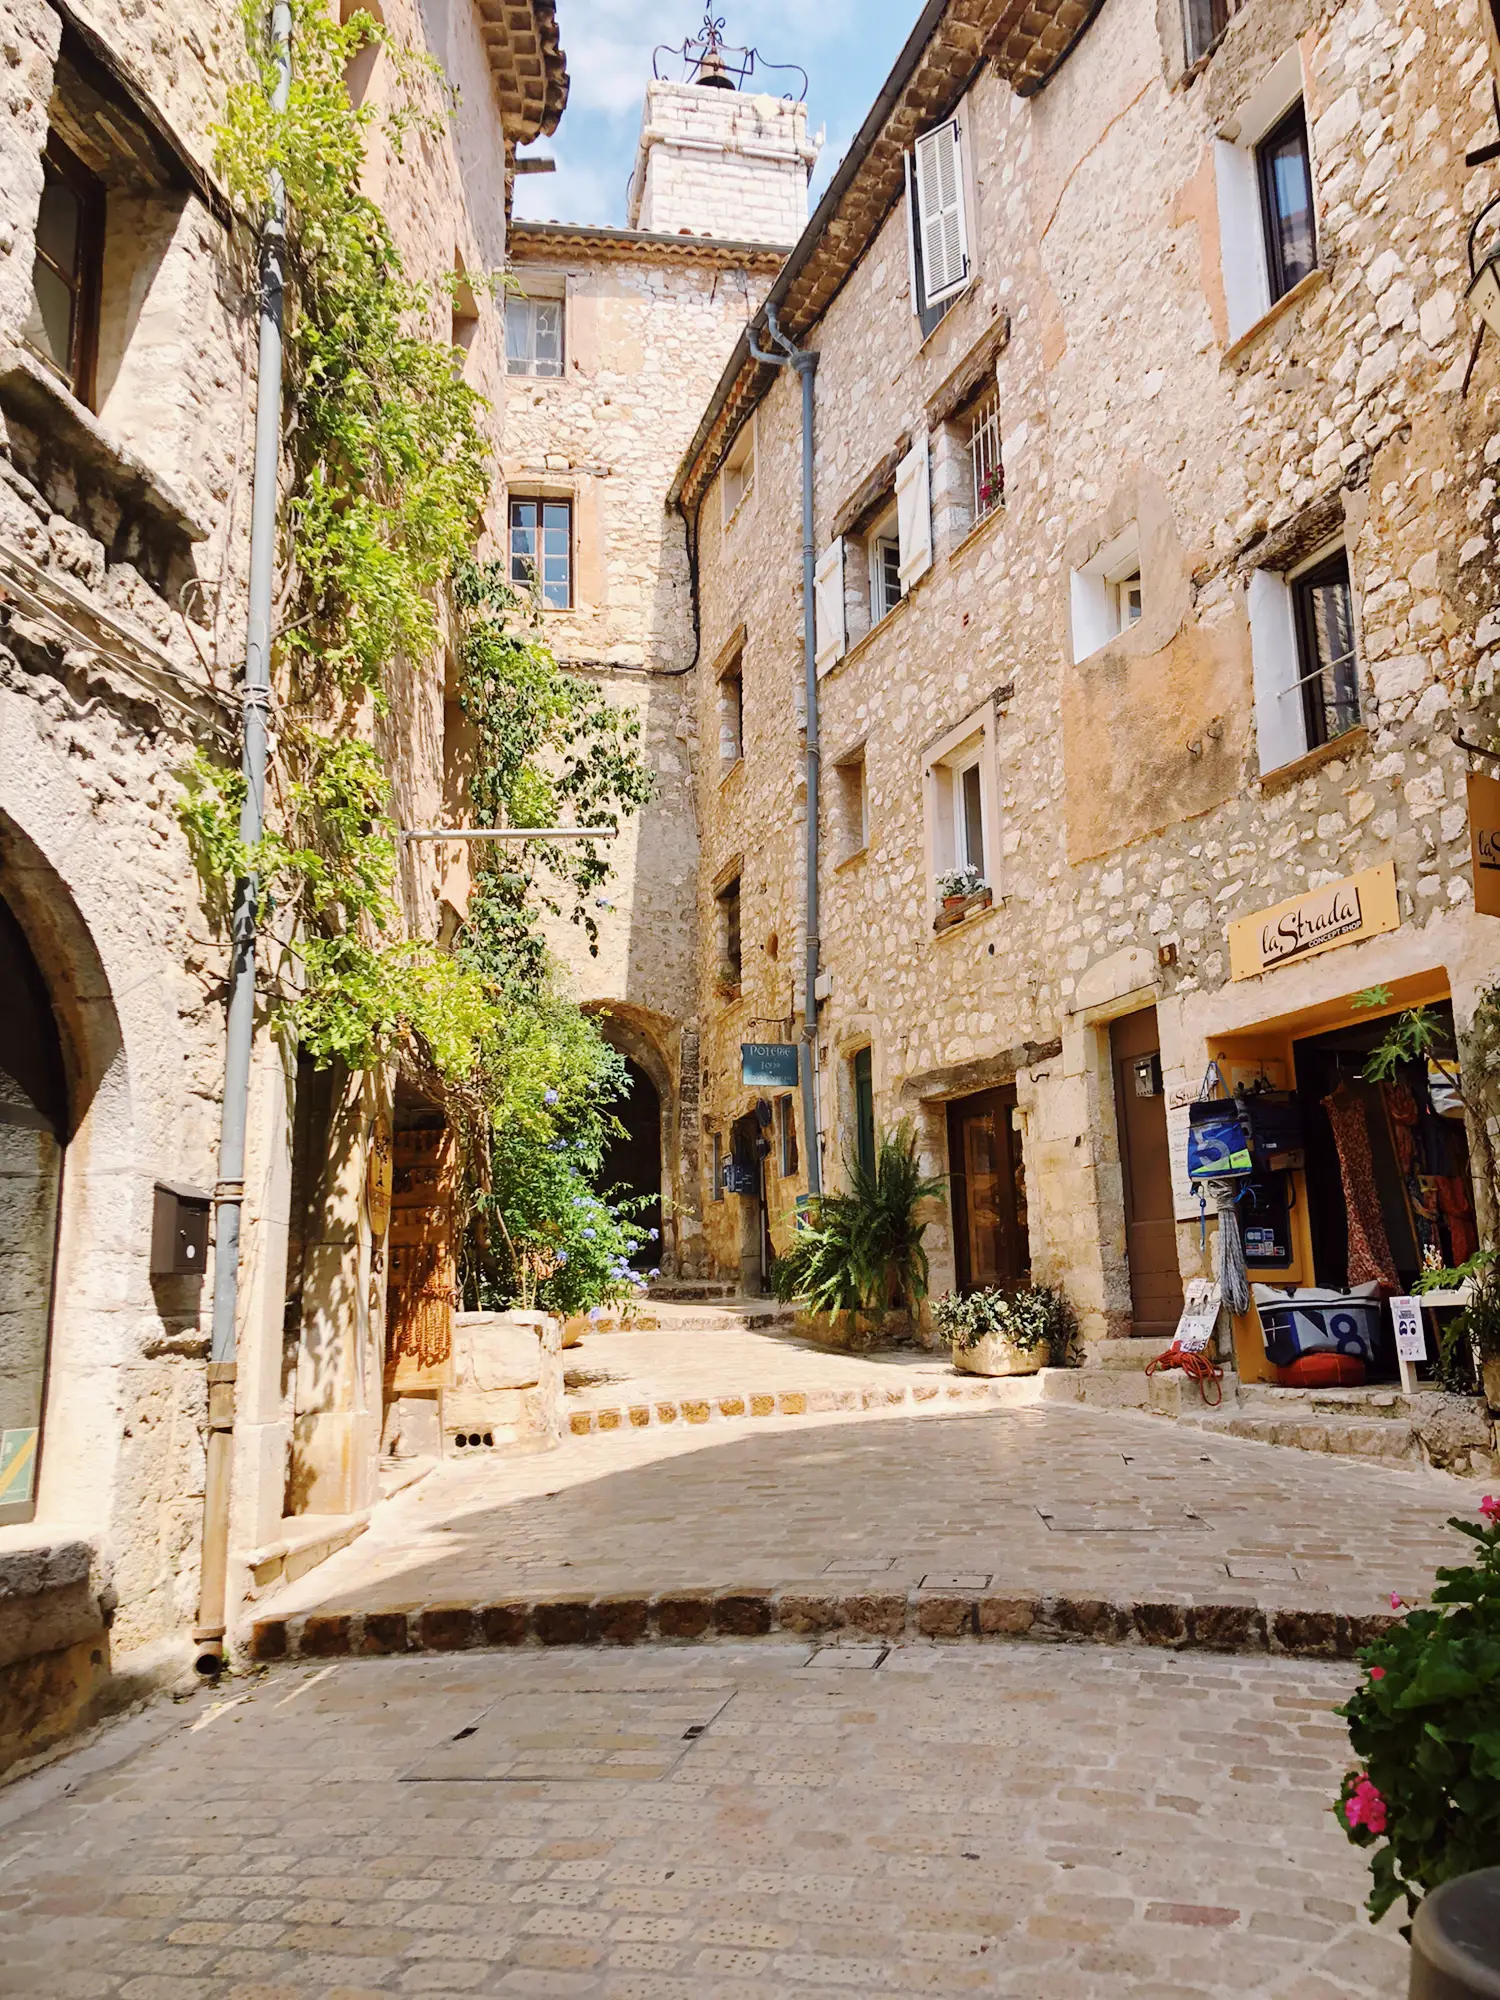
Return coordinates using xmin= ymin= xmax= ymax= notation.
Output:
xmin=1337 ymin=1495 xmax=1500 ymax=1924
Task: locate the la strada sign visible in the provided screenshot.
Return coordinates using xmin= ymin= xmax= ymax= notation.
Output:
xmin=1228 ymin=861 xmax=1399 ymax=981
xmin=1468 ymin=771 xmax=1500 ymax=918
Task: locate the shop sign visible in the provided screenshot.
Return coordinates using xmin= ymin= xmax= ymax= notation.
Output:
xmin=1390 ymin=1295 xmax=1427 ymax=1363
xmin=1228 ymin=862 xmax=1399 ymax=981
xmin=0 ymin=1427 xmax=37 ymax=1506
xmin=366 ymin=1112 xmax=393 ymax=1237
xmin=1467 ymin=771 xmax=1500 ymax=918
xmin=741 ymin=1041 xmax=799 ymax=1089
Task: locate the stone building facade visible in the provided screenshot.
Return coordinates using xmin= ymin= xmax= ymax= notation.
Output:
xmin=0 ymin=0 xmax=565 ymax=1770
xmin=679 ymin=0 xmax=1500 ymax=1387
xmin=502 ymin=74 xmax=812 ymax=1277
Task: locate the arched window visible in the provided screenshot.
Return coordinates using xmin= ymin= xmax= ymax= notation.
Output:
xmin=0 ymin=893 xmax=67 ymax=1524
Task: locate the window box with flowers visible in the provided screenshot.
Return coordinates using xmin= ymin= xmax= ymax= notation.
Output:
xmin=934 ymin=864 xmax=991 ymax=932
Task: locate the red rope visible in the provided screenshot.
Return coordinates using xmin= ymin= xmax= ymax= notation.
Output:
xmin=1145 ymin=1342 xmax=1224 ymax=1406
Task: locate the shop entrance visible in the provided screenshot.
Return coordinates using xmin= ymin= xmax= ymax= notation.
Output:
xmin=729 ymin=1108 xmax=769 ymax=1295
xmin=947 ymin=1086 xmax=1028 ymax=1293
xmin=1110 ymin=1009 xmax=1184 ymax=1338
xmin=597 ymin=1058 xmax=662 ymax=1269
xmin=1294 ymin=1001 xmax=1475 ymax=1301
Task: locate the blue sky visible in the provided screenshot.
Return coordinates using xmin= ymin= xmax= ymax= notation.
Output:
xmin=513 ymin=1 xmax=922 ymax=230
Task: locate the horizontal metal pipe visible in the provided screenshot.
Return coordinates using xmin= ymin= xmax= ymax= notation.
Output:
xmin=400 ymin=826 xmax=619 ymax=842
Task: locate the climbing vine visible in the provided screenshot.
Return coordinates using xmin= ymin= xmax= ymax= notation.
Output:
xmin=180 ymin=1 xmax=656 ymax=1310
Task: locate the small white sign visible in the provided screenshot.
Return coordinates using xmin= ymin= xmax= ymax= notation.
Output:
xmin=1391 ymin=1295 xmax=1426 ymax=1363
xmin=1175 ymin=1279 xmax=1221 ymax=1354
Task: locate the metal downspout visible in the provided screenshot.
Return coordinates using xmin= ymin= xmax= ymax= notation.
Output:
xmin=746 ymin=306 xmax=822 ymax=1195
xmin=195 ymin=0 xmax=292 ymax=1673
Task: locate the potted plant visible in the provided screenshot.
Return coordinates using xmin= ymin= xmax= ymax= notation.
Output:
xmin=770 ymin=1121 xmax=944 ymax=1344
xmin=714 ymin=959 xmax=741 ymax=1000
xmin=935 ymin=864 xmax=987 ymax=929
xmin=1336 ymin=1496 xmax=1500 ymax=1927
xmin=934 ymin=1283 xmax=1079 ymax=1377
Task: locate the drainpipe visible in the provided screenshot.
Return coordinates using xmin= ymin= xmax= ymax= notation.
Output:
xmin=746 ymin=306 xmax=822 ymax=1195
xmin=195 ymin=0 xmax=292 ymax=1676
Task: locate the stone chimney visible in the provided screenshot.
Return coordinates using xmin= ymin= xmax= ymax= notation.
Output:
xmin=626 ymin=77 xmax=818 ymax=246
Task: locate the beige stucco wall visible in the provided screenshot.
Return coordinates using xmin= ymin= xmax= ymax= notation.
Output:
xmin=691 ymin=0 xmax=1500 ymax=1331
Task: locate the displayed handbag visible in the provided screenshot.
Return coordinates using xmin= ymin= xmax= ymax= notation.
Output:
xmin=1187 ymin=1064 xmax=1253 ymax=1181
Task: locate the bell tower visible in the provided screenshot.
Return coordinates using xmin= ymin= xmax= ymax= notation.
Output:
xmin=627 ymin=15 xmax=819 ymax=245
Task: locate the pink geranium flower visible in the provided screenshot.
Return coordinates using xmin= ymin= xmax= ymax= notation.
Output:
xmin=1481 ymin=1494 xmax=1500 ymax=1524
xmin=1369 ymin=1666 xmax=1386 ymax=1681
xmin=1345 ymin=1777 xmax=1388 ymax=1835
xmin=1390 ymin=1592 xmax=1404 ymax=1610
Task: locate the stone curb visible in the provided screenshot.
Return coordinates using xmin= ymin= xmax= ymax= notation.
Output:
xmin=248 ymin=1588 xmax=1397 ymax=1664
xmin=565 ymin=1377 xmax=1014 ymax=1435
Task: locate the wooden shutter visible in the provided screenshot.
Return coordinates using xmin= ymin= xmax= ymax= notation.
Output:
xmin=814 ymin=538 xmax=846 ymax=673
xmin=895 ymin=436 xmax=932 ymax=588
xmin=913 ymin=120 xmax=969 ymax=306
xmin=1247 ymin=567 xmax=1306 ymax=774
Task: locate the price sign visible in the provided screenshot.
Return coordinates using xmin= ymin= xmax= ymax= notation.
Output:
xmin=1174 ymin=1278 xmax=1220 ymax=1354
xmin=1390 ymin=1295 xmax=1426 ymax=1363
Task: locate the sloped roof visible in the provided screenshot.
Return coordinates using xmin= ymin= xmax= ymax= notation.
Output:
xmin=478 ymin=0 xmax=569 ymax=144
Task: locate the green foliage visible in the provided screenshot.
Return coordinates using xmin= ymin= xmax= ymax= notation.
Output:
xmin=931 ymin=1284 xmax=1079 ymax=1361
xmin=454 ymin=560 xmax=655 ymax=962
xmin=1337 ymin=1504 xmax=1500 ymax=1923
xmin=771 ymin=1122 xmax=944 ymax=1320
xmin=216 ymin=0 xmax=486 ymax=696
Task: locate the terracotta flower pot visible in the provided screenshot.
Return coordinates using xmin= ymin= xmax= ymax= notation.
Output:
xmin=952 ymin=1333 xmax=1049 ymax=1377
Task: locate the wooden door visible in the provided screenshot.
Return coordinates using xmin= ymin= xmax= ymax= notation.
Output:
xmin=385 ymin=1119 xmax=456 ymax=1390
xmin=947 ymin=1087 xmax=1027 ymax=1293
xmin=1110 ymin=1010 xmax=1183 ymax=1337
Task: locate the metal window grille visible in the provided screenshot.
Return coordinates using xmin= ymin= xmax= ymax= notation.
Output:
xmin=969 ymin=395 xmax=1004 ymax=526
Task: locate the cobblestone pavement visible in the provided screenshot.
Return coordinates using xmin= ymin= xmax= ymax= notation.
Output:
xmin=268 ymin=1404 xmax=1481 ymax=1635
xmin=0 ymin=1643 xmax=1404 ymax=1998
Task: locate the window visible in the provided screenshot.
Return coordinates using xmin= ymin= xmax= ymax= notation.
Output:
xmin=1248 ymin=541 xmax=1361 ymax=772
xmin=718 ymin=655 xmax=743 ymax=771
xmin=834 ymin=749 xmax=868 ymax=861
xmin=968 ymin=390 xmax=1003 ymax=527
xmin=1069 ymin=524 xmax=1142 ymax=661
xmin=722 ymin=420 xmax=755 ymax=526
xmin=852 ymin=1048 xmax=876 ymax=1178
xmin=1184 ymin=0 xmax=1239 ymax=64
xmin=1292 ymin=550 xmax=1359 ymax=750
xmin=1257 ymin=103 xmax=1317 ymax=304
xmin=716 ymin=876 xmax=742 ymax=993
xmin=508 ymin=497 xmax=571 ymax=609
xmin=924 ymin=711 xmax=996 ymax=912
xmin=22 ymin=133 xmax=103 ymax=405
xmin=1214 ymin=54 xmax=1318 ymax=342
xmin=777 ymin=1095 xmax=798 ymax=1177
xmin=906 ymin=115 xmax=972 ymax=338
xmin=506 ymin=292 xmax=563 ymax=377
xmin=869 ymin=512 xmax=901 ymax=624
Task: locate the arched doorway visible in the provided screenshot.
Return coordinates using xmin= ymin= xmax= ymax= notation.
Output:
xmin=598 ymin=1057 xmax=662 ymax=1269
xmin=0 ymin=891 xmax=67 ymax=1523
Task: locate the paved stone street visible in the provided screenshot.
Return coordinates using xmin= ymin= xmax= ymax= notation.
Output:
xmin=259 ymin=1403 xmax=1482 ymax=1655
xmin=0 ymin=1642 xmax=1405 ymax=1998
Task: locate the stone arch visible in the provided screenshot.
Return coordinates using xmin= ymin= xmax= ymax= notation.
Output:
xmin=582 ymin=1002 xmax=684 ymax=1279
xmin=0 ymin=680 xmax=196 ymax=1566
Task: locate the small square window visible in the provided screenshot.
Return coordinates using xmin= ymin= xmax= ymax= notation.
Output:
xmin=968 ymin=391 xmax=1004 ymax=526
xmin=22 ymin=133 xmax=103 ymax=407
xmin=1112 ymin=570 xmax=1143 ymax=629
xmin=509 ymin=496 xmax=572 ymax=609
xmin=1070 ymin=526 xmax=1142 ymax=662
xmin=1257 ymin=103 xmax=1317 ymax=304
xmin=506 ymin=293 xmax=564 ymax=377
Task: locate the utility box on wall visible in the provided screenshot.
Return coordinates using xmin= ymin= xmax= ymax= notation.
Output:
xmin=151 ymin=1182 xmax=211 ymax=1276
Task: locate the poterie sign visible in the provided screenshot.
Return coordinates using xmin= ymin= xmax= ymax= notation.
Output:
xmin=1228 ymin=862 xmax=1399 ymax=981
xmin=741 ymin=1042 xmax=800 ymax=1089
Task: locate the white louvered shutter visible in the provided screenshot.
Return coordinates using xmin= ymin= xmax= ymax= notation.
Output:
xmin=814 ymin=539 xmax=846 ymax=673
xmin=895 ymin=437 xmax=932 ymax=589
xmin=913 ymin=120 xmax=969 ymax=306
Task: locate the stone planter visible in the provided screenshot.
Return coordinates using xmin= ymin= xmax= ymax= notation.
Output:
xmin=794 ymin=1307 xmax=914 ymax=1352
xmin=442 ymin=1310 xmax=563 ymax=1454
xmin=952 ymin=1333 xmax=1049 ymax=1377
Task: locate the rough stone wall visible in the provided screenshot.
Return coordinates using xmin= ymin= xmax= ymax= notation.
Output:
xmin=692 ymin=0 xmax=1500 ymax=1328
xmin=501 ymin=232 xmax=781 ymax=1274
xmin=628 ymin=81 xmax=816 ymax=245
xmin=0 ymin=0 xmax=543 ymax=1766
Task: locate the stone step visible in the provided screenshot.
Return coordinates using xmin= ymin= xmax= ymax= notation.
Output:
xmin=1184 ymin=1411 xmax=1420 ymax=1462
xmin=566 ymin=1373 xmax=1047 ymax=1436
xmin=247 ymin=1583 xmax=1397 ymax=1668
